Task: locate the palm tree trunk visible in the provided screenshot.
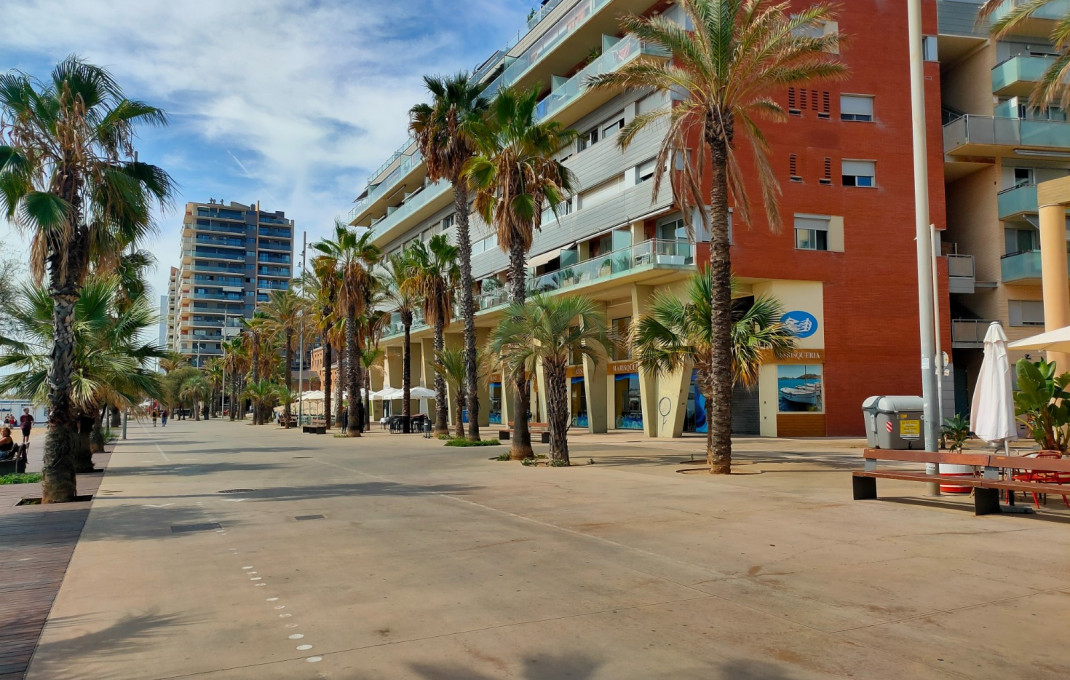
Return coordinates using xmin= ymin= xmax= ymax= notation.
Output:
xmin=346 ymin=314 xmax=361 ymax=437
xmin=706 ymin=121 xmax=734 ymax=475
xmin=283 ymin=331 xmax=294 ymax=428
xmin=363 ymin=364 xmax=372 ymax=430
xmin=42 ymin=288 xmax=80 ymax=502
xmin=507 ymin=243 xmax=532 ymax=460
xmin=454 ymin=183 xmax=480 ymax=442
xmin=335 ymin=345 xmax=345 ymax=429
xmin=89 ymin=403 xmax=106 ymax=454
xmin=402 ymin=313 xmax=412 ymax=434
xmin=355 ymin=333 xmax=366 ymax=433
xmin=432 ymin=323 xmax=448 ymax=436
xmin=74 ymin=409 xmax=95 ymax=473
xmin=546 ymin=362 xmax=569 ymax=464
xmin=323 ymin=337 xmax=333 ymax=429
xmin=194 ymin=398 xmax=201 ymax=421
xmin=454 ymin=386 xmax=466 ymax=438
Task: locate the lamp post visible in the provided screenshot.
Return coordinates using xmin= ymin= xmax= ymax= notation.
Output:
xmin=908 ymin=0 xmax=940 ymax=494
xmin=298 ymin=309 xmax=305 ymax=426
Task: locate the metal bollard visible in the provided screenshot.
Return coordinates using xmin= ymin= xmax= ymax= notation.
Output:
xmin=423 ymin=419 xmax=432 ymax=438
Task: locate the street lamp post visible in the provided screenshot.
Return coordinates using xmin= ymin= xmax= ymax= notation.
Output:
xmin=908 ymin=0 xmax=940 ymax=494
xmin=298 ymin=310 xmax=305 ymax=426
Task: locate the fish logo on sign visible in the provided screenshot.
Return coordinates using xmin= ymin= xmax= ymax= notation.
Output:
xmin=781 ymin=311 xmax=818 ymax=339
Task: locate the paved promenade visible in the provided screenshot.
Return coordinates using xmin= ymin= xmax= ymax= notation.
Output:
xmin=22 ymin=420 xmax=1070 ymax=679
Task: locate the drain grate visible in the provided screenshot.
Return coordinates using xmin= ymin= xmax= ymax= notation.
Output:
xmin=295 ymin=514 xmax=325 ymax=521
xmin=171 ymin=523 xmax=222 ymax=533
xmin=218 ymin=489 xmax=255 ymax=494
xmin=293 ymin=456 xmax=312 ymax=459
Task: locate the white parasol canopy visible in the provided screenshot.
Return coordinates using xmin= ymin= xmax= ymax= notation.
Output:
xmin=374 ymin=386 xmax=436 ymax=400
xmin=970 ymin=322 xmax=1017 ymax=446
xmin=1007 ymin=324 xmax=1070 ymax=353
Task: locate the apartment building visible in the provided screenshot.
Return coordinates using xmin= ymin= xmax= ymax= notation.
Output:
xmin=166 ymin=200 xmax=294 ymax=368
xmin=349 ymin=0 xmax=949 ymax=437
xmin=938 ymin=0 xmax=1070 ymax=414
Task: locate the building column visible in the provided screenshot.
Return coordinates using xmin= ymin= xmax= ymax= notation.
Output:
xmin=385 ymin=346 xmax=402 ymax=389
xmin=535 ymin=357 xmax=548 ymax=424
xmin=582 ymin=351 xmax=609 ymax=434
xmin=655 ymin=359 xmax=693 ymax=439
xmin=1040 ymin=202 xmax=1070 ymax=369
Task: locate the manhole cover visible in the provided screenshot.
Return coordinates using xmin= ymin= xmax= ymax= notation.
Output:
xmin=295 ymin=514 xmax=325 ymax=521
xmin=171 ymin=523 xmax=222 ymax=533
xmin=218 ymin=489 xmax=255 ymax=494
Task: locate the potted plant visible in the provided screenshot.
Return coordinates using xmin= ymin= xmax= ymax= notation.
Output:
xmin=1014 ymin=357 xmax=1070 ymax=454
xmin=940 ymin=413 xmax=970 ymax=453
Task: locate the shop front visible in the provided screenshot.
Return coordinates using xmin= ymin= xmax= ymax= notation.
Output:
xmin=610 ymin=360 xmax=643 ymax=430
xmin=567 ymin=366 xmax=588 ymax=428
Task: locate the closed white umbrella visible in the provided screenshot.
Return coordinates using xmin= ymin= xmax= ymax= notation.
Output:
xmin=408 ymin=386 xmax=436 ymax=399
xmin=971 ymin=322 xmax=1018 ymax=452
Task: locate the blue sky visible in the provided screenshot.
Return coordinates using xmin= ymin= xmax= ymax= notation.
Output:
xmin=0 ymin=0 xmax=531 ymax=303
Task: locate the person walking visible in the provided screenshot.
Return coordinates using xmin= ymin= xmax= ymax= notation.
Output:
xmin=151 ymin=408 xmax=158 ymax=427
xmin=341 ymin=405 xmax=349 ymax=434
xmin=161 ymin=409 xmax=169 ymax=427
xmin=18 ymin=408 xmax=33 ymax=446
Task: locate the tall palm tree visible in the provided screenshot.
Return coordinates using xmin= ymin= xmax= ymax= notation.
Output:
xmin=0 ymin=275 xmax=164 ymax=471
xmin=312 ymin=221 xmax=379 ymax=437
xmin=380 ymin=249 xmax=420 ymax=433
xmin=261 ymin=288 xmax=305 ymax=428
xmin=406 ymin=234 xmax=460 ymax=435
xmin=434 ymin=346 xmax=470 ymax=438
xmin=466 ymin=85 xmax=577 ymax=459
xmin=489 ymin=294 xmax=611 ymax=464
xmin=632 ymin=270 xmax=797 ymax=468
xmin=411 ymin=72 xmax=489 ymax=441
xmin=243 ymin=379 xmax=279 ymax=425
xmin=180 ymin=374 xmax=210 ymax=421
xmin=979 ymin=1 xmax=1070 ymax=110
xmin=222 ymin=336 xmax=248 ymax=420
xmin=0 ymin=57 xmax=175 ymax=502
xmin=310 ymin=250 xmax=342 ymax=429
xmin=588 ymin=0 xmax=844 ymax=473
xmin=203 ymin=357 xmax=224 ymax=417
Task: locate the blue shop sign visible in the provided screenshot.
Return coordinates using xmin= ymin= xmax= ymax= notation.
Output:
xmin=781 ymin=310 xmax=818 ymax=339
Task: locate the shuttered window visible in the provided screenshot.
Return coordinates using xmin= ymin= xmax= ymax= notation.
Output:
xmin=842 ymin=160 xmax=876 ymax=187
xmin=841 ymin=95 xmax=874 ymax=122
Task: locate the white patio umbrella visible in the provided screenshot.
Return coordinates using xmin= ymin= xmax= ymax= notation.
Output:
xmin=1007 ymin=324 xmax=1070 ymax=353
xmin=971 ymin=322 xmax=1017 ymax=454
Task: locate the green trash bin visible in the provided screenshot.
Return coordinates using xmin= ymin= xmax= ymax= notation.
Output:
xmin=862 ymin=396 xmax=924 ymax=449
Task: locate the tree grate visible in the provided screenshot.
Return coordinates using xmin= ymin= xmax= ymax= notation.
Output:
xmin=294 ymin=515 xmax=325 ymax=521
xmin=218 ymin=489 xmax=255 ymax=494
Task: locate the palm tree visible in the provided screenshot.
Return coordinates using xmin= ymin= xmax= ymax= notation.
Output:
xmin=411 ymin=72 xmax=489 ymax=441
xmin=489 ymin=294 xmax=611 ymax=464
xmin=0 ymin=276 xmax=164 ymax=471
xmin=434 ymin=347 xmax=469 ymax=438
xmin=466 ymin=85 xmax=577 ymax=459
xmin=360 ymin=347 xmax=384 ymax=429
xmin=222 ymin=336 xmax=248 ymax=420
xmin=261 ymin=288 xmax=305 ymax=428
xmin=203 ymin=357 xmax=224 ymax=417
xmin=632 ymin=271 xmax=797 ymax=469
xmin=243 ymin=379 xmax=279 ymax=424
xmin=587 ymin=0 xmax=844 ymax=473
xmin=406 ymin=234 xmax=460 ymax=435
xmin=312 ymin=221 xmax=379 ymax=437
xmin=0 ymin=57 xmax=175 ymax=502
xmin=380 ymin=249 xmax=420 ymax=433
xmin=310 ymin=251 xmax=342 ymax=429
xmin=979 ymin=1 xmax=1070 ymax=110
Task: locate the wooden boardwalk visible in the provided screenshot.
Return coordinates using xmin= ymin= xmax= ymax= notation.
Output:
xmin=0 ymin=450 xmax=108 ymax=680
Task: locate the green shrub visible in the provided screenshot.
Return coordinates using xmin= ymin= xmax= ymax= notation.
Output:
xmin=495 ymin=452 xmax=511 ymax=461
xmin=521 ymin=457 xmax=539 ymax=466
xmin=0 ymin=472 xmax=42 ymax=485
xmin=444 ymin=437 xmax=502 ymax=447
xmin=548 ymin=458 xmax=569 ymax=467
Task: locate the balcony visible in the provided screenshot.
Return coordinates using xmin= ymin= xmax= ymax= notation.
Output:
xmin=258 ymin=240 xmax=290 ymax=252
xmin=192 ymin=235 xmax=245 ymax=248
xmin=257 ymin=253 xmax=291 ymax=264
xmin=257 ymin=279 xmax=290 ymax=291
xmin=196 ymin=207 xmax=246 ymax=221
xmin=188 ymin=248 xmax=245 ymax=262
xmin=943 ymin=114 xmax=1070 ymax=157
xmin=185 ymin=221 xmax=246 ymax=236
xmin=986 ymin=0 xmax=1070 ymax=36
xmin=192 ymin=291 xmax=245 ymax=302
xmin=951 ymin=319 xmax=998 ymax=349
xmin=259 ymin=215 xmax=290 ymax=226
xmin=369 ymin=180 xmax=452 ymax=244
xmin=192 ymin=262 xmax=246 ymax=274
xmin=1001 ymin=249 xmax=1043 ymax=283
xmin=947 ymin=253 xmax=976 ymax=294
xmin=534 ymin=34 xmax=667 ymax=126
xmin=476 ymin=239 xmax=694 ymax=311
xmin=997 ymin=183 xmax=1038 ymax=220
xmin=258 ymin=227 xmax=292 ymax=239
xmin=992 ymin=55 xmax=1054 ymax=97
xmin=257 ymin=266 xmax=291 ymax=278
xmin=352 ymin=150 xmax=425 ymax=223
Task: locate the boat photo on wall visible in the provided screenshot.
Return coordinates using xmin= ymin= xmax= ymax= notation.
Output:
xmin=777 ymin=364 xmax=823 ymax=413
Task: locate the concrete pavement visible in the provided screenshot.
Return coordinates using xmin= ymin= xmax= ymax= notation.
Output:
xmin=25 ymin=419 xmax=1070 ymax=679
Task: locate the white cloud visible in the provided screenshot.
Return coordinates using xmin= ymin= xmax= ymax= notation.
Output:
xmin=1 ymin=0 xmax=528 ymax=303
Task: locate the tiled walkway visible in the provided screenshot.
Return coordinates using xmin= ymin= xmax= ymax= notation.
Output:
xmin=0 ymin=444 xmax=108 ymax=680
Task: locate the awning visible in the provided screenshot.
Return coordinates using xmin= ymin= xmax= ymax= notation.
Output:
xmin=526 ymin=248 xmax=563 ymax=270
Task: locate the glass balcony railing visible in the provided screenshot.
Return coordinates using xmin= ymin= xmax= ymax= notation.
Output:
xmin=189 ymin=248 xmax=245 ymax=261
xmin=381 ymin=310 xmax=427 ymax=339
xmin=192 ymin=235 xmax=245 ymax=248
xmin=997 ymin=183 xmax=1038 ymax=219
xmin=988 ymin=0 xmax=1070 ymax=23
xmin=259 ymin=215 xmax=290 ymax=226
xmin=476 ymin=239 xmax=694 ymax=311
xmin=193 ymin=275 xmax=243 ymax=287
xmin=527 ymin=0 xmax=566 ymax=28
xmin=258 ymin=240 xmax=290 ymax=252
xmin=484 ymin=0 xmax=614 ymax=97
xmin=257 ymin=253 xmax=291 ymax=264
xmin=363 ymin=151 xmax=423 ymax=206
xmin=370 ymin=180 xmax=451 ymax=241
xmin=951 ymin=319 xmax=998 ymax=348
xmin=192 ymin=263 xmax=245 ymax=274
xmin=190 ymin=221 xmax=246 ymax=235
xmin=258 ymin=266 xmax=291 ymax=277
xmin=258 ymin=227 xmax=292 ymax=238
xmin=1001 ymin=250 xmax=1043 ymax=282
xmin=992 ymin=55 xmax=1054 ymax=95
xmin=535 ymin=35 xmax=666 ymax=121
xmin=257 ymin=279 xmax=290 ymax=290
xmin=192 ymin=291 xmax=245 ymax=302
xmin=944 ymin=114 xmax=1070 ymax=153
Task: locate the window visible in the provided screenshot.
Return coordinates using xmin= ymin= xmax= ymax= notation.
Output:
xmin=842 ymin=160 xmax=875 ymax=187
xmin=1004 ymin=227 xmax=1039 ymax=255
xmin=441 ymin=214 xmax=454 ymax=230
xmin=1009 ymin=300 xmax=1044 ymax=327
xmin=658 ymin=216 xmax=686 ymax=241
xmin=611 ymin=317 xmax=632 ymax=359
xmin=636 ymin=158 xmax=658 ymax=184
xmin=789 ymin=154 xmax=801 ymax=182
xmin=795 ymin=215 xmax=830 ymax=251
xmin=578 ymin=127 xmax=599 ymax=151
xmin=923 ymin=35 xmax=938 ymax=62
xmin=579 ymin=175 xmax=623 ymax=209
xmin=841 ymin=94 xmax=874 ymax=122
xmin=601 ymin=115 xmax=624 ymax=139
xmin=1013 ymin=168 xmax=1034 ymax=187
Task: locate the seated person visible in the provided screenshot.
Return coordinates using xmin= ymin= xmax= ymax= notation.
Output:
xmin=0 ymin=427 xmax=14 ymax=461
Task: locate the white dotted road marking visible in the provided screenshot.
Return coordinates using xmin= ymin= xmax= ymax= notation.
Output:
xmin=306 ymin=657 xmax=322 ymax=663
xmin=255 ymin=583 xmax=266 ymax=587
xmin=279 ymin=613 xmax=292 ymax=618
xmin=250 ymin=577 xmax=262 ymax=581
xmin=289 ymin=634 xmax=304 ymax=640
xmin=266 ymin=597 xmax=279 ymax=602
xmin=297 ymin=644 xmax=313 ymax=651
xmin=285 ymin=624 xmax=300 ymax=629
xmin=242 ymin=566 xmax=253 ymax=570
xmin=274 ymin=605 xmax=285 ymax=610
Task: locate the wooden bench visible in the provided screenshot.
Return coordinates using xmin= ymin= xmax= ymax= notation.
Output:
xmin=498 ymin=421 xmax=551 ymax=444
xmin=854 ymin=449 xmax=1070 ymax=515
xmin=302 ymin=419 xmax=327 ymax=434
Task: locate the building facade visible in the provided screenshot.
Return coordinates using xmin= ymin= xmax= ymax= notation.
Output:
xmin=937 ymin=0 xmax=1070 ymax=414
xmin=349 ymin=0 xmax=950 ymax=437
xmin=166 ymin=200 xmax=294 ymax=367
